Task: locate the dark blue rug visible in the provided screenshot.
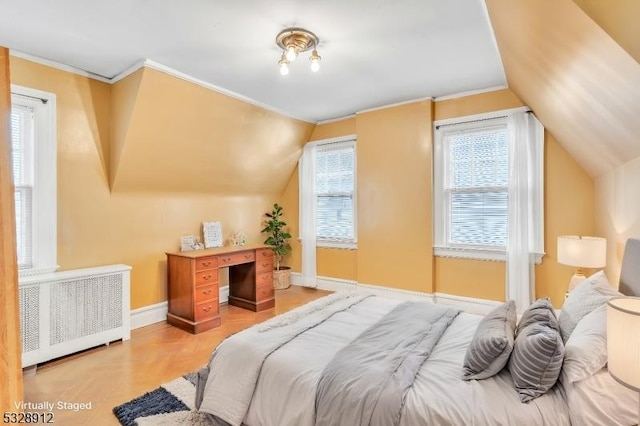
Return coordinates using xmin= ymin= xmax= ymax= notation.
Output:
xmin=113 ymin=372 xmax=209 ymax=426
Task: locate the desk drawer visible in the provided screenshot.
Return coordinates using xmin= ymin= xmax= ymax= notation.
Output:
xmin=256 ymin=258 xmax=273 ymax=273
xmin=196 ymin=270 xmax=219 ymax=286
xmin=195 ymin=284 xmax=218 ymax=304
xmin=195 ymin=256 xmax=218 ymax=271
xmin=256 ymin=286 xmax=274 ymax=302
xmin=195 ymin=299 xmax=218 ymax=321
xmin=256 ymin=271 xmax=273 ymax=289
xmin=218 ymin=251 xmax=255 ymax=267
xmin=257 ymin=248 xmax=273 ymax=259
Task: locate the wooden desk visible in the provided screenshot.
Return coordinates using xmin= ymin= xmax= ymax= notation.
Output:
xmin=166 ymin=244 xmax=274 ymax=334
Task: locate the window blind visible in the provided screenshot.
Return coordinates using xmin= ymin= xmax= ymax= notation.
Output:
xmin=446 ymin=125 xmax=509 ymax=247
xmin=11 ymin=104 xmax=35 ymax=268
xmin=315 ymin=142 xmax=355 ymax=241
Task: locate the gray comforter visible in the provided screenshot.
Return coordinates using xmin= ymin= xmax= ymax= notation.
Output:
xmin=315 ymin=302 xmax=460 ymax=426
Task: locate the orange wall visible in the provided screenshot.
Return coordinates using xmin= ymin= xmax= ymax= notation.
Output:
xmin=10 ymin=57 xmax=312 ymax=309
xmin=282 ymin=89 xmax=595 ymax=307
xmin=356 ymin=101 xmax=433 ymax=292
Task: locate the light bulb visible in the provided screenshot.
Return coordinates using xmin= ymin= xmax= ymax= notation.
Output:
xmin=309 ymin=49 xmax=321 ymax=72
xmin=278 ymin=54 xmax=289 ymax=76
xmin=285 ymin=46 xmax=297 ymax=62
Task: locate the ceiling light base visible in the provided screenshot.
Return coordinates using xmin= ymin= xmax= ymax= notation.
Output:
xmin=276 ymin=28 xmax=319 ymax=54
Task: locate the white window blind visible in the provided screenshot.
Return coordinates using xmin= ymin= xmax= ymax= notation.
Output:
xmin=11 ymin=104 xmax=35 ymax=269
xmin=315 ymin=141 xmax=356 ymax=243
xmin=447 ymin=123 xmax=509 ymax=248
xmin=433 ymin=107 xmax=544 ymax=264
xmin=11 ymin=86 xmax=57 ymax=277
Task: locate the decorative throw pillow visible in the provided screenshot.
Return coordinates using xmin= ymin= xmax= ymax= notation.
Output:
xmin=558 ymin=271 xmax=621 ymax=342
xmin=509 ymin=299 xmax=564 ymax=403
xmin=462 ymin=300 xmax=517 ymax=380
xmin=517 ymin=297 xmax=558 ymax=333
xmin=562 ymin=304 xmax=607 ymax=383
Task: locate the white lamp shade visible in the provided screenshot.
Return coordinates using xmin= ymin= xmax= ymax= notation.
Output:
xmin=557 ymin=236 xmax=606 ymax=268
xmin=607 ymin=297 xmax=640 ymax=391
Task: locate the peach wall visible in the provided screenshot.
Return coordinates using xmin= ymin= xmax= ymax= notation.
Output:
xmin=10 ymin=57 xmax=310 ymax=309
xmin=595 ymin=155 xmax=640 ymax=286
xmin=282 ymin=89 xmax=594 ymax=307
xmin=355 ymin=101 xmax=433 ymax=292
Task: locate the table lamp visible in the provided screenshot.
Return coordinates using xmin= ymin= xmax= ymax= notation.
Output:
xmin=607 ymin=297 xmax=640 ymax=424
xmin=557 ymin=235 xmax=606 ymax=292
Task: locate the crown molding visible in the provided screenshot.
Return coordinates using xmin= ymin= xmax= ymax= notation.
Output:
xmin=316 ymin=114 xmax=357 ymax=125
xmin=356 ymin=96 xmax=433 ymax=115
xmin=114 ymin=59 xmax=316 ymax=124
xmin=12 ymin=52 xmax=316 ymax=124
xmin=9 ymin=50 xmax=112 ymax=83
xmin=433 ymin=85 xmax=508 ymax=101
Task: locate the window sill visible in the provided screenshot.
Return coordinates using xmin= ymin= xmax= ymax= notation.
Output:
xmin=434 ymin=247 xmax=543 ymax=264
xmin=298 ymin=238 xmax=357 ymax=250
xmin=318 ymin=240 xmax=357 ymax=250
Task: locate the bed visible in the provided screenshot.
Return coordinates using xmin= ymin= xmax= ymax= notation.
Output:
xmin=195 ymin=238 xmax=640 ymax=426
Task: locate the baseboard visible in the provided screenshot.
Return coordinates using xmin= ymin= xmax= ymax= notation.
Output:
xmin=291 ymin=272 xmax=502 ymax=313
xmin=131 ymin=285 xmax=230 ymax=329
xmin=434 ymin=292 xmax=501 ymax=315
xmin=291 ymin=272 xmax=434 ymax=302
xmin=130 ymin=301 xmax=168 ymax=330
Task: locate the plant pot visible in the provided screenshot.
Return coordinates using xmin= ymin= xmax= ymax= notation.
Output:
xmin=273 ymin=266 xmax=291 ymax=290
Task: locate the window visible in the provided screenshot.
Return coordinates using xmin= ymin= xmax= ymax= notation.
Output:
xmin=315 ymin=140 xmax=356 ymax=246
xmin=433 ymin=108 xmax=543 ymax=262
xmin=11 ymin=86 xmax=57 ymax=276
xmin=299 ymin=136 xmax=357 ymax=249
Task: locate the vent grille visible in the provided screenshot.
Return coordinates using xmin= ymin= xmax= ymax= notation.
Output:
xmin=49 ymin=274 xmax=123 ymax=345
xmin=19 ymin=286 xmax=40 ymax=353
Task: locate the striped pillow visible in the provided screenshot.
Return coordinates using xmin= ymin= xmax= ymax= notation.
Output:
xmin=509 ymin=299 xmax=564 ymax=402
xmin=462 ymin=300 xmax=516 ymax=380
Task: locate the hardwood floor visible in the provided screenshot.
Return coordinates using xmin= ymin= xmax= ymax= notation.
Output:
xmin=22 ymin=285 xmax=330 ymax=425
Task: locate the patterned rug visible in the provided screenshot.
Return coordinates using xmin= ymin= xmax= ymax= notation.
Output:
xmin=113 ymin=372 xmax=211 ymax=426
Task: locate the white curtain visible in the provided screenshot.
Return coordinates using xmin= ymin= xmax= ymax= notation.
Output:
xmin=299 ymin=144 xmax=317 ymax=288
xmin=506 ymin=111 xmax=544 ymax=312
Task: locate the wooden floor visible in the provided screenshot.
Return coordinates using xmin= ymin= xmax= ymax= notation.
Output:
xmin=22 ymin=285 xmax=330 ymax=425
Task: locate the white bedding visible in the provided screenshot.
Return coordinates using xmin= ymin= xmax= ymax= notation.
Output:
xmin=242 ymin=295 xmax=569 ymax=426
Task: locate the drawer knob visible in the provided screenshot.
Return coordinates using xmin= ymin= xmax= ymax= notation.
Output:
xmin=222 ymin=257 xmax=231 ymax=263
xmin=262 ymin=263 xmax=270 ymax=268
xmin=203 ymin=274 xmax=211 ymax=280
xmin=202 ymin=261 xmax=211 ymax=266
xmin=244 ymin=254 xmax=251 ymax=259
xmin=202 ymin=306 xmax=212 ymax=312
xmin=203 ymin=289 xmax=212 ymax=295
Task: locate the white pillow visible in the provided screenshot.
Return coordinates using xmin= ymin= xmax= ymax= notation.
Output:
xmin=558 ymin=271 xmax=621 ymax=342
xmin=562 ymin=305 xmax=607 ymax=383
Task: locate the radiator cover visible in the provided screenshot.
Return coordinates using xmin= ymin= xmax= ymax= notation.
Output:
xmin=19 ymin=264 xmax=131 ymax=367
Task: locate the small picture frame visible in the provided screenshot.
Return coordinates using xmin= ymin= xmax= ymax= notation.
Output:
xmin=180 ymin=235 xmax=203 ymax=252
xmin=203 ymin=221 xmax=223 ymax=248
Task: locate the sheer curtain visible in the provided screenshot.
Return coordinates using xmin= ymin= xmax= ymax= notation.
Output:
xmin=506 ymin=111 xmax=544 ymax=312
xmin=299 ymin=144 xmax=317 ymax=288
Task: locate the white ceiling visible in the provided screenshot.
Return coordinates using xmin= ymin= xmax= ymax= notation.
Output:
xmin=0 ymin=0 xmax=506 ymax=122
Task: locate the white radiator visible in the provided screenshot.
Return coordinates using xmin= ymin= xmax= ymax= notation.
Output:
xmin=19 ymin=264 xmax=131 ymax=367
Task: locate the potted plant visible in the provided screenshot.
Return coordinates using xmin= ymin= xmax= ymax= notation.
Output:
xmin=261 ymin=203 xmax=292 ymax=289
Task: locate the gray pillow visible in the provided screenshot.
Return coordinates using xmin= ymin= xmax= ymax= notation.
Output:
xmin=509 ymin=300 xmax=564 ymax=403
xmin=558 ymin=271 xmax=621 ymax=342
xmin=462 ymin=300 xmax=516 ymax=380
xmin=517 ymin=297 xmax=558 ymax=332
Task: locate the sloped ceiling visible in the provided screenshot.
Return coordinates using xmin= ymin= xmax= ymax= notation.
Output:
xmin=485 ymin=0 xmax=640 ymax=177
xmin=110 ymin=67 xmax=314 ymax=193
xmin=573 ymin=0 xmax=640 ymax=63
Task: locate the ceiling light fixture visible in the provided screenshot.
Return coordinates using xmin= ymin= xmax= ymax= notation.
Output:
xmin=276 ymin=27 xmax=321 ymax=74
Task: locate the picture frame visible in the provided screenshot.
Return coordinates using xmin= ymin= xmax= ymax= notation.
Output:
xmin=203 ymin=221 xmax=223 ymax=248
xmin=180 ymin=235 xmax=203 ymax=252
